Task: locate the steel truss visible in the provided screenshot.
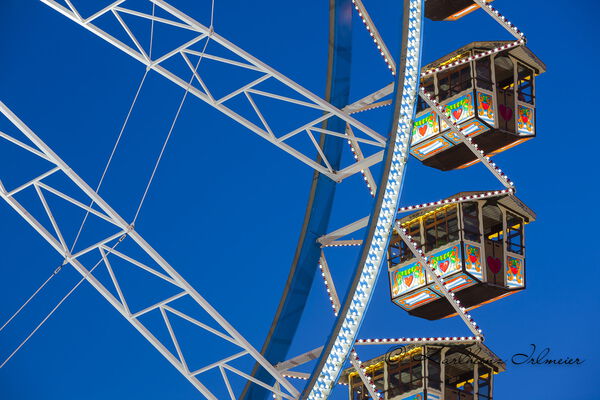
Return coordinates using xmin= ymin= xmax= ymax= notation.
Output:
xmin=11 ymin=0 xmax=532 ymax=399
xmin=40 ymin=0 xmax=388 ymax=182
xmin=0 ymin=102 xmax=297 ymax=400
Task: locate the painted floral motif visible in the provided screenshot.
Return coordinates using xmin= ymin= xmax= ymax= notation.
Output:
xmin=441 ymin=93 xmax=475 ymax=131
xmin=506 ymin=256 xmax=524 ymax=288
xmin=477 ymin=92 xmax=494 ymax=124
xmin=391 ymin=262 xmax=426 ymax=297
xmin=517 ymin=105 xmax=534 ymax=135
xmin=465 ymin=244 xmax=483 ymax=280
xmin=412 ymin=111 xmax=439 ymax=145
xmin=430 ymin=245 xmax=461 ymax=277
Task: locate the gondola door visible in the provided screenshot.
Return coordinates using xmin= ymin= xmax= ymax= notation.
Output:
xmin=515 ymin=62 xmax=536 ymax=136
xmin=493 ymin=55 xmax=516 ymax=133
xmin=482 ymin=204 xmax=504 ymax=286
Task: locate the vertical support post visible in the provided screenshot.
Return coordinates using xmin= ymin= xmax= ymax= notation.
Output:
xmin=440 ymin=347 xmax=449 ymax=400
xmin=501 ymin=207 xmax=507 ymax=287
xmin=349 ymin=351 xmax=380 ymax=400
xmin=422 ymin=345 xmax=428 ymax=395
xmin=478 ymin=201 xmax=488 ymax=283
xmin=383 ymin=355 xmax=389 ymax=400
xmin=490 ymin=53 xmax=499 ymax=129
xmin=473 ymin=362 xmax=479 ymax=400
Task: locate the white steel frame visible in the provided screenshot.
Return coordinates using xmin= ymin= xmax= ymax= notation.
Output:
xmin=0 ymin=101 xmax=298 ymax=400
xmin=40 ymin=0 xmax=388 ymax=182
xmin=8 ymin=0 xmax=532 ymax=399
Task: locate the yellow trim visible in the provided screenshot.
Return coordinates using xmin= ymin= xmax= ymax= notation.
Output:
xmin=455 ymin=372 xmax=498 ymax=388
xmin=348 ymin=347 xmax=423 ymax=380
xmin=439 ymin=52 xmax=469 ymax=68
xmin=399 ymin=204 xmax=457 ymax=229
xmin=487 ymin=222 xmax=527 ymax=240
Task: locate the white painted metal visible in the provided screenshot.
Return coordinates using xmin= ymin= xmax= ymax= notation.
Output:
xmin=321 ymin=240 xmax=363 ymax=248
xmin=355 ymin=337 xmax=481 ymax=346
xmin=40 ymin=0 xmax=387 ymax=181
xmin=284 ymin=371 xmax=312 ymax=381
xmin=277 ymin=347 xmax=324 ymax=372
xmin=318 ymin=216 xmax=370 ymax=246
xmin=343 ymin=84 xmax=394 ymax=114
xmin=318 ymin=253 xmax=341 ymax=314
xmin=351 ymin=0 xmax=396 ymax=74
xmin=472 ymin=0 xmax=524 ymax=40
xmin=349 ymin=351 xmax=380 ymax=400
xmin=0 ymin=101 xmax=298 ymax=399
xmin=341 ymin=83 xmax=393 ymax=192
xmin=344 ymin=125 xmax=378 ymax=194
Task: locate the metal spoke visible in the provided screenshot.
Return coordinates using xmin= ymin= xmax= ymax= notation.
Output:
xmin=40 ymin=0 xmax=387 ymax=181
xmin=0 ymin=102 xmax=298 ymax=400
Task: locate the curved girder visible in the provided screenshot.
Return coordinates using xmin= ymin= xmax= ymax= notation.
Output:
xmin=301 ymin=1 xmax=424 ymax=398
xmin=242 ymin=1 xmax=353 ymax=398
xmin=40 ymin=0 xmax=384 ymax=181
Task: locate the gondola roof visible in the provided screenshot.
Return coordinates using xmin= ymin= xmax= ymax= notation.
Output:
xmin=396 ymin=190 xmax=536 ymax=227
xmin=422 ymin=41 xmax=547 ymax=75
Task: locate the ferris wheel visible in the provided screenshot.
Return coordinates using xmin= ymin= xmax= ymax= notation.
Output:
xmin=0 ymin=1 xmax=544 ymax=399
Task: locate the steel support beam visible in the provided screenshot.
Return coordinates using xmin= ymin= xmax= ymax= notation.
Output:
xmin=0 ymin=101 xmax=298 ymax=400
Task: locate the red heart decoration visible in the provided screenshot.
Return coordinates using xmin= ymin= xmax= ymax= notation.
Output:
xmin=510 ymin=266 xmax=519 ymax=275
xmin=452 ymin=108 xmax=463 ymax=120
xmin=521 ymin=115 xmax=529 ymax=124
xmin=482 ymin=101 xmax=490 ymax=111
xmin=469 ymin=254 xmax=478 ymax=264
xmin=439 ymin=260 xmax=450 ymax=273
xmin=418 ymin=125 xmax=428 ymax=136
xmin=499 ymin=104 xmax=513 ymax=121
xmin=404 ymin=275 xmax=414 ymax=287
xmin=487 ymin=256 xmax=502 ymax=274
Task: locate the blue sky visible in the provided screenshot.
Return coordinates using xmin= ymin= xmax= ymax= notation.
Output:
xmin=0 ymin=1 xmax=598 ymax=399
